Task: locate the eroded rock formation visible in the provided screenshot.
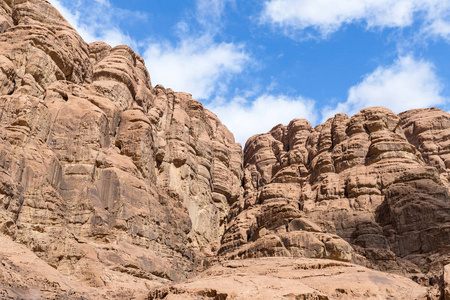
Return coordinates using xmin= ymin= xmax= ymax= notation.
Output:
xmin=0 ymin=0 xmax=449 ymax=299
xmin=221 ymin=107 xmax=450 ymax=285
xmin=147 ymin=257 xmax=427 ymax=300
xmin=0 ymin=0 xmax=241 ymax=297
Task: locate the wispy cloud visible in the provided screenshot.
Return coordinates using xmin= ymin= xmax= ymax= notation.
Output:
xmin=322 ymin=55 xmax=446 ymax=121
xmin=195 ymin=0 xmax=235 ymax=31
xmin=47 ymin=0 xmax=140 ymax=48
xmin=47 ymin=0 xmax=448 ymax=148
xmin=143 ymin=0 xmax=252 ymax=101
xmin=207 ymin=94 xmax=317 ymax=145
xmin=144 ymin=35 xmax=250 ymax=100
xmin=260 ymin=0 xmax=450 ymax=40
xmin=49 ymin=0 xmax=254 ymax=103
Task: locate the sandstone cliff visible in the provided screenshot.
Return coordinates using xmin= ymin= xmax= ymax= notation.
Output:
xmin=220 ymin=107 xmax=450 ymax=289
xmin=0 ymin=0 xmax=242 ymax=297
xmin=0 ymin=0 xmax=448 ymax=299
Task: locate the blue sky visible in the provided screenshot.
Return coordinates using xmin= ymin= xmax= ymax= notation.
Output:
xmin=49 ymin=0 xmax=450 ymax=145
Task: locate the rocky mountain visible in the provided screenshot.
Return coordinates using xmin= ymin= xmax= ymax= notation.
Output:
xmin=0 ymin=0 xmax=448 ymax=299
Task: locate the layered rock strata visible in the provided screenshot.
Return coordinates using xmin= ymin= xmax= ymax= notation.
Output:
xmin=147 ymin=257 xmax=428 ymax=300
xmin=0 ymin=0 xmax=449 ymax=299
xmin=0 ymin=0 xmax=241 ymax=297
xmin=220 ymin=107 xmax=450 ymax=290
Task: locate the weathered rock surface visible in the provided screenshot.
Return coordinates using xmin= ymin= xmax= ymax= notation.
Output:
xmin=221 ymin=107 xmax=450 ymax=294
xmin=0 ymin=0 xmax=449 ymax=299
xmin=0 ymin=233 xmax=101 ymax=299
xmin=147 ymin=257 xmax=427 ymax=300
xmin=0 ymin=0 xmax=241 ymax=296
xmin=445 ymin=264 xmax=450 ymax=300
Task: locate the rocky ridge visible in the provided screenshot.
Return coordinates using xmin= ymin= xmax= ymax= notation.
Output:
xmin=0 ymin=0 xmax=448 ymax=299
xmin=221 ymin=107 xmax=450 ymax=280
xmin=0 ymin=0 xmax=242 ymax=297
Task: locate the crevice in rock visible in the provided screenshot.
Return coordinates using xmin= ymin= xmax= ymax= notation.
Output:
xmin=12 ymin=193 xmax=24 ymax=223
xmin=7 ymin=82 xmax=15 ymax=95
xmin=46 ymin=106 xmax=63 ymax=146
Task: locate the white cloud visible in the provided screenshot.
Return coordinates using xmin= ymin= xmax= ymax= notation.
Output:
xmin=261 ymin=0 xmax=450 ymax=40
xmin=322 ymin=56 xmax=446 ymax=122
xmin=144 ymin=35 xmax=250 ymax=100
xmin=93 ymin=0 xmax=110 ymax=6
xmin=142 ymin=0 xmax=249 ymax=100
xmin=196 ymin=0 xmax=234 ymax=29
xmin=207 ymin=94 xmax=317 ymax=146
xmin=47 ymin=0 xmax=136 ymax=48
xmin=423 ymin=17 xmax=450 ymax=40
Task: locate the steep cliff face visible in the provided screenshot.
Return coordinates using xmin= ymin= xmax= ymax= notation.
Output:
xmin=0 ymin=0 xmax=242 ymax=297
xmin=0 ymin=0 xmax=449 ymax=299
xmin=221 ymin=106 xmax=450 ymax=285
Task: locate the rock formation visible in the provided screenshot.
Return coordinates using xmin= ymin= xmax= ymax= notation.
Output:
xmin=0 ymin=0 xmax=448 ymax=299
xmin=0 ymin=0 xmax=242 ymax=297
xmin=221 ymin=107 xmax=449 ymax=287
xmin=147 ymin=258 xmax=427 ymax=300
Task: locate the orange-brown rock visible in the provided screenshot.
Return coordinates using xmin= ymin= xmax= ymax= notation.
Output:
xmin=0 ymin=0 xmax=449 ymax=299
xmin=0 ymin=0 xmax=242 ymax=297
xmin=221 ymin=107 xmax=450 ymax=296
xmin=147 ymin=258 xmax=427 ymax=300
xmin=445 ymin=264 xmax=450 ymax=300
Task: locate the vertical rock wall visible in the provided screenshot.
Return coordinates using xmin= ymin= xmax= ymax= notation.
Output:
xmin=0 ymin=0 xmax=242 ymax=296
xmin=221 ymin=107 xmax=450 ymax=283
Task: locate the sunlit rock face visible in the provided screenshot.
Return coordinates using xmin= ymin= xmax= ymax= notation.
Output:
xmin=0 ymin=0 xmax=449 ymax=299
xmin=0 ymin=0 xmax=242 ymax=297
xmin=221 ymin=106 xmax=450 ymax=285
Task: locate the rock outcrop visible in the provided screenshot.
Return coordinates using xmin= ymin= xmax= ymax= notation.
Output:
xmin=0 ymin=0 xmax=241 ymax=297
xmin=0 ymin=0 xmax=449 ymax=299
xmin=0 ymin=233 xmax=101 ymax=299
xmin=147 ymin=257 xmax=427 ymax=300
xmin=220 ymin=107 xmax=450 ymax=293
